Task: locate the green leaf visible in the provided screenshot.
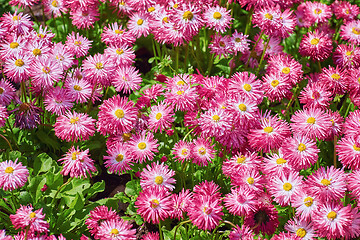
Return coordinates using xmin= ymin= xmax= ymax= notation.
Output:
xmin=85 ymin=180 xmax=105 ymax=200
xmin=33 ymin=153 xmax=54 ymax=175
xmin=124 ymin=180 xmax=140 ymax=197
xmin=69 ymin=193 xmax=84 ymax=210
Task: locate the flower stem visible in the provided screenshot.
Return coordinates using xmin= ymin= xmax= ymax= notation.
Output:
xmin=256 ymin=37 xmax=270 ymax=75
xmin=159 ymin=220 xmax=164 ymax=240
xmin=51 ymin=177 xmax=73 ymax=207
xmin=0 ymin=133 xmax=13 ymax=151
xmin=174 ymin=220 xmax=191 ymax=240
xmin=244 ymin=7 xmax=254 ymax=36
xmin=245 ymin=30 xmax=263 ymax=69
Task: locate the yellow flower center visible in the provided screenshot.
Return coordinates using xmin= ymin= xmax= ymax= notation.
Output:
xmin=271 ymin=80 xmax=279 ymax=87
xmin=15 ymin=59 xmax=24 ymax=67
xmin=155 ymin=176 xmax=163 ymax=185
xmin=265 ymin=13 xmax=273 ymax=20
xmin=353 ymin=144 xmax=360 ymax=151
xmin=282 ymin=67 xmax=290 ymax=74
xmin=181 ymin=149 xmax=188 ymax=155
xmin=137 ymin=19 xmax=144 ymax=25
xmin=110 ymin=228 xmax=119 ymax=235
xmin=352 ymin=27 xmax=360 ymax=35
xmin=331 ymin=73 xmax=340 ymax=80
xmin=303 ymin=196 xmax=313 ymax=207
xmin=115 ymin=109 xmax=124 ymax=119
xmin=116 ymin=154 xmax=123 ymax=162
xmin=327 ymin=211 xmax=337 ymax=220
xmin=173 ymin=3 xmax=179 ymax=8
xmin=42 ymin=67 xmax=51 ymax=74
xmin=183 ymin=11 xmax=193 ymax=20
xmin=116 ymin=49 xmax=124 ymax=55
xmin=33 ymin=48 xmax=41 ymax=56
xmin=263 ymin=126 xmax=273 ymax=133
xmin=310 ymin=38 xmax=319 ymax=45
xmin=0 ymin=88 xmax=4 ymax=94
xmin=238 ymin=104 xmax=247 ymax=112
xmin=243 ymin=84 xmax=252 ymax=92
xmin=198 ymin=147 xmax=206 ymax=155
xmin=51 ymin=0 xmax=58 ymax=7
xmin=307 ymin=117 xmax=316 ymax=124
xmin=177 ymin=80 xmax=185 ymax=85
xmin=95 ymin=62 xmax=103 ymax=69
xmin=212 ymin=115 xmax=220 ymax=122
xmin=235 ymin=38 xmax=241 ymax=42
xmin=148 ymin=7 xmax=155 ymax=12
xmin=71 ymin=151 xmax=80 ymax=160
xmin=283 ymin=183 xmax=292 ymax=191
xmin=203 ymin=206 xmax=212 ymax=215
xmin=345 ymin=9 xmax=350 ymax=14
xmin=213 ymin=12 xmax=222 ymax=19
xmin=10 ymin=42 xmax=19 ymax=48
xmin=13 ymin=16 xmax=19 ymax=21
xmin=298 ymin=143 xmax=306 ymax=152
xmin=151 ymin=199 xmax=160 ymax=208
xmin=123 ymin=133 xmax=131 ymax=141
xmin=114 ymin=29 xmax=123 ymax=34
xmin=73 ymin=85 xmax=82 ymax=91
xmin=314 ymin=8 xmax=322 ymax=15
xmin=70 ymin=117 xmax=79 ymax=124
xmin=247 ymin=177 xmax=254 ymax=184
xmin=237 ymin=156 xmax=246 ymax=164
xmin=5 ymin=167 xmax=14 ymax=174
xmin=155 ymin=112 xmax=162 ymax=120
xmin=321 ymin=179 xmax=331 ymax=186
xmin=138 ymin=142 xmax=146 ymax=150
xmin=29 ymin=212 xmax=36 ymax=218
xmin=346 ymin=51 xmax=352 ymax=56
xmin=163 ymin=17 xmax=169 ymax=23
xmin=296 ymin=228 xmax=307 ymax=238
xmin=276 ymin=158 xmax=287 ymax=164
xmin=74 ymin=40 xmax=81 ymax=46
xmin=177 ymin=90 xmax=184 ymax=95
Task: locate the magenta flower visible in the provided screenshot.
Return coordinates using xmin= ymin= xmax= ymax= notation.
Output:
xmin=0 ymin=159 xmax=29 ymax=191
xmin=10 ymin=204 xmax=49 ymax=234
xmin=128 ymin=131 xmax=159 ymax=163
xmin=140 ymin=162 xmax=176 ymax=191
xmin=85 ymin=206 xmax=120 ymax=238
xmin=97 ymin=219 xmax=136 ymax=240
xmin=104 ymin=142 xmax=133 ymax=175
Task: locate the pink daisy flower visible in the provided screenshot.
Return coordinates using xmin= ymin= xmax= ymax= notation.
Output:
xmin=54 ymin=111 xmax=96 ymax=142
xmin=173 ymin=3 xmax=204 ymax=36
xmin=187 ymin=195 xmax=223 ymax=231
xmin=104 ymin=45 xmax=135 ymax=67
xmin=319 ymin=66 xmax=347 ymax=95
xmin=262 ymin=150 xmax=292 ymax=177
xmin=313 ymin=202 xmax=353 ymax=239
xmin=112 ymin=66 xmax=142 ymax=93
xmin=190 ymin=137 xmax=215 ymax=167
xmin=348 ymin=170 xmax=360 ymax=202
xmin=141 ymin=232 xmax=159 ymax=240
xmin=135 ymin=186 xmax=172 ymax=224
xmin=267 ymin=54 xmax=303 ymax=86
xmin=341 ymin=20 xmax=360 ymax=45
xmin=203 ymin=6 xmax=232 ymax=33
xmin=305 ymin=166 xmax=347 ymax=202
xmin=252 ymin=6 xmax=281 ymax=36
xmin=85 ymin=206 xmax=120 ymax=237
xmin=299 ymin=82 xmax=332 ymax=110
xmin=148 ymin=103 xmax=174 ymax=133
xmin=224 ymin=186 xmax=257 ymax=216
xmin=30 ymin=58 xmax=63 ymax=89
xmin=51 ymin=42 xmax=74 ymax=71
xmin=333 ymin=44 xmax=360 ymax=69
xmin=337 ymin=136 xmax=360 ymax=170
xmin=4 ymin=52 xmax=32 ymax=83
xmin=255 ymin=35 xmax=283 ymax=59
xmin=97 ymin=95 xmax=138 ymax=136
xmin=268 ymin=171 xmax=303 ymax=207
xmin=333 ymin=1 xmax=359 ymax=21
xmin=0 ymin=11 xmax=33 ymax=35
xmin=164 ymin=83 xmax=198 ymax=111
xmin=170 ymin=189 xmax=192 ymax=220
xmin=0 ymin=35 xmax=26 ymax=60
xmin=290 ymin=107 xmax=332 ymax=141
xmin=140 ymin=162 xmax=176 ymax=191
xmin=244 ymin=203 xmax=279 ymax=236
xmin=299 ymin=30 xmax=332 ymax=62
xmin=82 ymin=53 xmax=116 ymax=86
xmin=10 ymin=204 xmax=49 ymax=234
xmin=198 ymin=107 xmax=233 ymax=138
xmin=261 ymin=71 xmax=292 ymax=102
xmin=0 ymin=230 xmax=12 ymax=240
xmin=128 ymin=131 xmax=159 ymax=163
xmin=229 ymin=225 xmax=255 ymax=240
xmin=64 ymin=76 xmax=97 ymax=104
xmin=248 ymin=112 xmax=291 ymax=153
xmin=172 ymin=140 xmax=192 ymax=163
xmin=231 ymin=169 xmax=265 ymax=194
xmin=0 ymin=80 xmax=16 ymax=106
xmin=0 ymin=159 xmax=29 ymax=191
xmin=127 ymin=12 xmax=151 ymax=38
xmin=65 ymin=32 xmax=92 ymax=58
xmin=304 ymin=1 xmax=332 ymax=24
xmin=44 ymin=87 xmax=73 ymax=116
xmin=101 ymin=23 xmax=136 ymax=47
xmin=222 ymin=152 xmax=261 ymax=178
xmin=281 ymin=135 xmax=319 ymax=171
xmin=343 ymin=110 xmax=360 ymax=138
xmin=209 ymin=34 xmax=234 ymax=58
xmin=228 ymin=71 xmax=263 ymax=104
xmin=291 ymin=189 xmax=319 ymax=221
xmin=58 ymin=146 xmax=97 ymax=178
xmin=230 ymin=30 xmax=250 ymax=54
xmin=285 ymin=218 xmax=315 ymax=240
xmin=44 ymin=0 xmax=66 ymax=17
xmin=97 ymin=219 xmax=136 ymax=240
xmin=70 ymin=7 xmax=99 ymax=29
xmin=326 ymin=110 xmax=344 ymax=140
xmin=104 ymin=142 xmax=133 ymax=175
